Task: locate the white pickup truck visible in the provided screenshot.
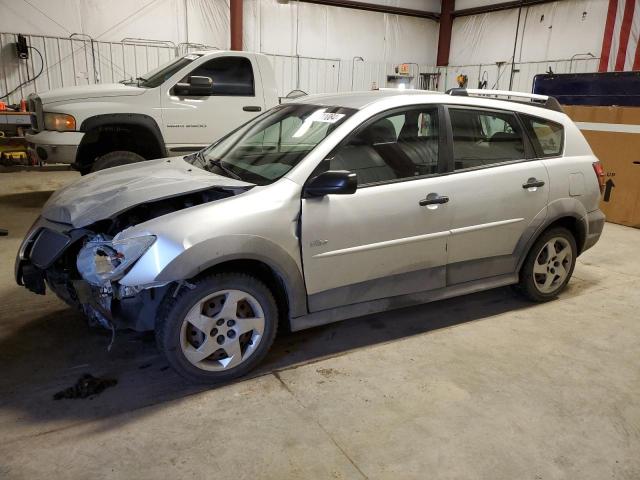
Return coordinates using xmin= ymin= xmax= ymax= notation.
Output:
xmin=25 ymin=50 xmax=280 ymax=173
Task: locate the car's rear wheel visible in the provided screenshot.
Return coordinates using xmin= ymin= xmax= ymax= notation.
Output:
xmin=90 ymin=150 xmax=145 ymax=172
xmin=517 ymin=227 xmax=577 ymax=302
xmin=156 ymin=273 xmax=278 ymax=384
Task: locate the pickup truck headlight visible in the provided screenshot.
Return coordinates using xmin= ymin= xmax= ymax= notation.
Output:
xmin=44 ymin=112 xmax=76 ymax=131
xmin=77 ymin=235 xmax=156 ymax=286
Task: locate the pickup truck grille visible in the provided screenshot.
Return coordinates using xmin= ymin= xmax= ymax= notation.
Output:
xmin=27 ymin=94 xmax=43 ymax=131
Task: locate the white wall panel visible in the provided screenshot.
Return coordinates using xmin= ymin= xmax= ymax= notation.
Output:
xmin=450 ymin=0 xmax=609 ymax=66
xmin=450 ymin=9 xmax=520 ymax=65
xmin=78 ymin=0 xmax=185 ymax=43
xmin=258 ymin=0 xmax=297 ymax=55
xmin=185 ymin=0 xmax=229 ymax=48
xmin=385 ymin=13 xmax=438 ymax=64
xmin=324 ymin=6 xmax=387 ymax=60
xmin=517 ymin=0 xmax=608 ymax=62
xmin=0 ymin=0 xmax=83 ymax=37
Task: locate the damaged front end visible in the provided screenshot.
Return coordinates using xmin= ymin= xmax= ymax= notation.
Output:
xmin=73 ymin=233 xmax=161 ymax=331
xmin=15 ymin=185 xmax=245 ymax=332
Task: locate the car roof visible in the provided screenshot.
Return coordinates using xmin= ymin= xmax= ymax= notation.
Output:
xmin=290 ymin=89 xmax=568 ymax=123
xmin=291 ymin=89 xmax=439 ymax=110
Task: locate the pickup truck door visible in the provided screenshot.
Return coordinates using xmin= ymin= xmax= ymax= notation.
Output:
xmin=160 ymin=54 xmax=266 ymax=155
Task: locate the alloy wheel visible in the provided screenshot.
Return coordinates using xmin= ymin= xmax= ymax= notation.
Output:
xmin=532 ymin=237 xmax=573 ymax=294
xmin=179 ymin=289 xmax=265 ymax=371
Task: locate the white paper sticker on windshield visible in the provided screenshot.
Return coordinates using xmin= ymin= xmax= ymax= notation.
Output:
xmin=312 ymin=112 xmax=345 ymax=123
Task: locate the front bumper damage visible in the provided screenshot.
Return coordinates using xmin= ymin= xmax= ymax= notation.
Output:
xmin=15 ymin=216 xmax=167 ymax=332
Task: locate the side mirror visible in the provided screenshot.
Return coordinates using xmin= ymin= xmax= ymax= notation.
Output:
xmin=303 ymin=170 xmax=357 ymax=198
xmin=173 ymin=76 xmax=212 ymax=96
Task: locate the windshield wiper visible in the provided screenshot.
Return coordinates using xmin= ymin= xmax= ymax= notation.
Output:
xmin=208 ymin=157 xmax=242 ymax=180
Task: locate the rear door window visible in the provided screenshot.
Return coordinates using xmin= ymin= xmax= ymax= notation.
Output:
xmin=522 ymin=116 xmax=564 ymax=157
xmin=449 ymin=108 xmax=525 ymax=171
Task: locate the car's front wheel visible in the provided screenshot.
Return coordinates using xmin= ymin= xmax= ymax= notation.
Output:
xmin=156 ymin=273 xmax=278 ymax=384
xmin=517 ymin=227 xmax=577 ymax=302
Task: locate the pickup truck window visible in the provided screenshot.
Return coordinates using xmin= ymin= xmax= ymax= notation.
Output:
xmin=138 ymin=54 xmax=201 ymax=88
xmin=185 ymin=56 xmax=255 ymax=96
xmin=193 ymin=104 xmax=356 ymax=185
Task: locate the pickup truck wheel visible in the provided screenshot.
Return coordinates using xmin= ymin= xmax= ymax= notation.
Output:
xmin=90 ymin=150 xmax=145 ymax=172
xmin=517 ymin=227 xmax=577 ymax=302
xmin=156 ymin=273 xmax=278 ymax=384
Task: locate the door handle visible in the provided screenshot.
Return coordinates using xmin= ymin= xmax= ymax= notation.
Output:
xmin=419 ymin=194 xmax=449 ymax=206
xmin=243 ymin=105 xmax=262 ymax=112
xmin=522 ymin=178 xmax=545 ymax=189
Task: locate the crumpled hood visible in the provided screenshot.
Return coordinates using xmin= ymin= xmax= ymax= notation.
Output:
xmin=43 ymin=157 xmax=253 ymax=228
xmin=39 ymin=83 xmax=147 ymax=104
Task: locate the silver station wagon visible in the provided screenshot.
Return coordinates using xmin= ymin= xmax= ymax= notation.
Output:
xmin=16 ymin=89 xmax=605 ymax=383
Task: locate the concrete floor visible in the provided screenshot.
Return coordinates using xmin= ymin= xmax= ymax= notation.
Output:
xmin=1 ymin=167 xmax=639 ymax=479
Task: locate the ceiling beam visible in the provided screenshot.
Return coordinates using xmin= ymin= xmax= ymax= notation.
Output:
xmin=298 ymin=0 xmax=440 ymax=21
xmin=453 ymin=0 xmax=558 ymax=17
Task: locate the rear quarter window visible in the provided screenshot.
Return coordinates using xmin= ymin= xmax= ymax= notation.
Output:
xmin=523 ymin=116 xmax=564 ymax=157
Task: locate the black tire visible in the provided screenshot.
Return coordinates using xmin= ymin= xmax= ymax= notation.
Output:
xmin=517 ymin=227 xmax=577 ymax=302
xmin=156 ymin=273 xmax=278 ymax=384
xmin=89 ymin=150 xmax=145 ymax=173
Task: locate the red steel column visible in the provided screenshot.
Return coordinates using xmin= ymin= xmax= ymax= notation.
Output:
xmin=230 ymin=0 xmax=243 ymax=51
xmin=437 ymin=0 xmax=454 ymax=66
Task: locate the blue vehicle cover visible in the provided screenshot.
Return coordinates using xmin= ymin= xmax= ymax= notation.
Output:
xmin=532 ymin=72 xmax=640 ymax=107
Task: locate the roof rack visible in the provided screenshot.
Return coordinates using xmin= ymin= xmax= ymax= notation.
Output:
xmin=446 ymin=88 xmax=563 ymax=112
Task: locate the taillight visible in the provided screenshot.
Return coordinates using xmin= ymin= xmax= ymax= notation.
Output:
xmin=592 ymin=161 xmax=605 ymax=194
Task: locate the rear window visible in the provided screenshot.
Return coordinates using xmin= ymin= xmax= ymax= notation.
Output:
xmin=523 ymin=116 xmax=564 ymax=157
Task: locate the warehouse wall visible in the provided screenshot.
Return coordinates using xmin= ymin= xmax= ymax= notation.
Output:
xmin=0 ymin=0 xmax=621 ymax=103
xmin=0 ymin=0 xmax=439 ymax=101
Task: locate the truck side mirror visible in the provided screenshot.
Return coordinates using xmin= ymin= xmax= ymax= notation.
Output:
xmin=303 ymin=171 xmax=358 ymax=198
xmin=173 ymin=76 xmax=212 ymax=96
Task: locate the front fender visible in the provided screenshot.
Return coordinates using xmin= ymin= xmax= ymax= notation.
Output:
xmin=120 ymin=234 xmax=308 ymax=318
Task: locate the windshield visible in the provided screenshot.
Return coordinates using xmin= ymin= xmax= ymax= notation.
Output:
xmin=132 ymin=54 xmax=202 ymax=88
xmin=190 ymin=104 xmax=356 ymax=185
